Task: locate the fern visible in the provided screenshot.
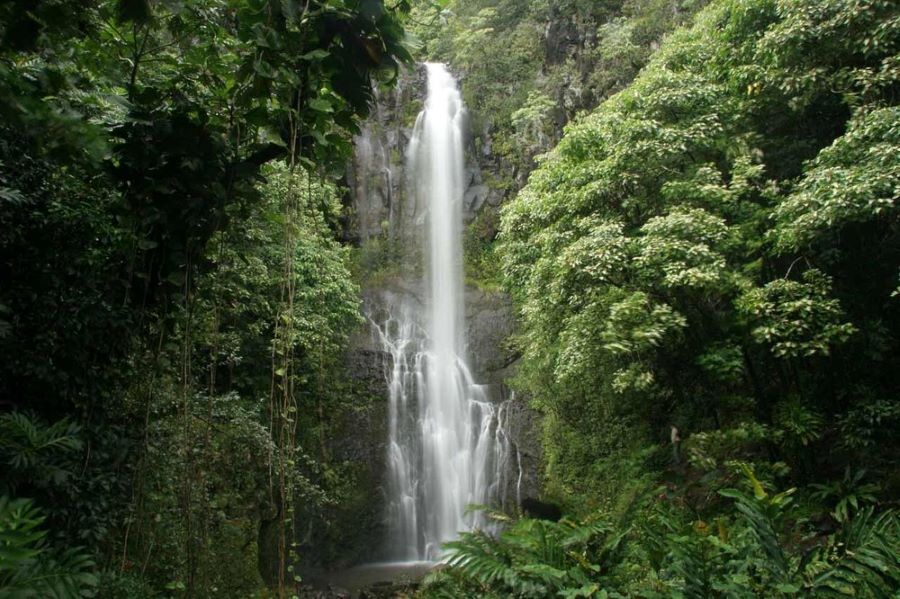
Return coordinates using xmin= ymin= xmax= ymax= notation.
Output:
xmin=0 ymin=412 xmax=82 ymax=493
xmin=0 ymin=496 xmax=45 ymax=566
xmin=709 ymin=467 xmax=899 ymax=597
xmin=436 ymin=472 xmax=900 ymax=598
xmin=437 ymin=509 xmax=623 ymax=598
xmin=808 ymin=508 xmax=900 ymax=598
xmin=718 ymin=487 xmax=794 ymax=583
xmin=0 ymin=496 xmax=98 ymax=598
xmin=444 ymin=529 xmax=516 ymax=588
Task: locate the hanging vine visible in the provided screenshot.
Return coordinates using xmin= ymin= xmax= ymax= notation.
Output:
xmin=270 ymin=47 xmax=307 ymax=597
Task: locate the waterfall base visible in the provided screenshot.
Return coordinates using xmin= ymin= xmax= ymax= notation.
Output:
xmin=317 ymin=561 xmax=434 ymax=598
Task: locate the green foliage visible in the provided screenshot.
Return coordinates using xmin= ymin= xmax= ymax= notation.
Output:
xmin=511 ymin=91 xmax=558 ymax=150
xmin=0 ymin=0 xmax=411 ymax=594
xmin=811 ymin=468 xmax=880 ymax=525
xmin=119 ymin=162 xmax=365 ymax=592
xmin=685 ymin=421 xmax=783 ymax=477
xmin=0 ymin=413 xmax=82 ymax=494
xmin=0 ymin=496 xmax=98 ymax=598
xmin=837 ymin=399 xmax=900 ymax=453
xmin=254 ymin=163 xmax=363 ymax=358
xmin=808 ymin=507 xmax=900 ymax=597
xmin=498 ymin=0 xmax=900 ymax=522
xmin=424 ymin=467 xmax=900 ymax=598
xmin=635 ymin=207 xmax=730 ymax=291
xmin=424 ymin=510 xmax=626 ymax=598
xmin=771 ymin=397 xmax=820 ymax=448
xmin=773 ymin=106 xmax=900 ymax=252
xmin=127 ymin=390 xmax=273 ymax=595
xmin=738 ymin=270 xmax=856 ymax=359
xmin=639 ymin=468 xmax=900 ymax=597
xmin=464 ymin=205 xmax=504 ymax=290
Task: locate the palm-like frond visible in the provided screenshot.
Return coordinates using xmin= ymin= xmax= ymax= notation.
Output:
xmin=0 ymin=496 xmax=98 ymax=598
xmin=703 ymin=467 xmax=900 ymax=598
xmin=808 ymin=508 xmax=900 ymax=598
xmin=0 ymin=496 xmax=46 ymax=566
xmin=0 ymin=412 xmax=82 ymax=464
xmin=0 ymin=412 xmax=82 ymax=492
xmin=439 ymin=508 xmax=621 ymax=598
xmin=444 ymin=529 xmax=515 ymax=587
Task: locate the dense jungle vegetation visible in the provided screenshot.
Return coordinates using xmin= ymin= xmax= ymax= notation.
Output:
xmin=1 ymin=0 xmax=899 ymax=598
xmin=0 ymin=0 xmax=410 ymax=596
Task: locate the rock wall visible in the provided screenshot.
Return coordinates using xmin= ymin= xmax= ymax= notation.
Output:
xmin=347 ymin=65 xmax=505 ymax=245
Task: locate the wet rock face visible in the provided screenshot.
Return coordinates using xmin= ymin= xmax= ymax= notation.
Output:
xmin=502 ymin=390 xmax=543 ymax=505
xmin=338 ymin=352 xmax=391 ymax=485
xmin=348 ymin=65 xmax=422 ymax=246
xmin=464 ymin=286 xmax=517 ymax=385
xmin=284 ymin=349 xmax=391 ymax=576
xmin=345 ymin=348 xmax=391 ymax=398
xmin=349 ymin=65 xmax=499 ymax=247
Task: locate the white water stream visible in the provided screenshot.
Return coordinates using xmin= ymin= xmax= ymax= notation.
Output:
xmin=373 ymin=64 xmax=514 ymax=562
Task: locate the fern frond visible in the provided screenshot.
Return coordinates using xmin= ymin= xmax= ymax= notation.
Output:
xmin=445 ymin=529 xmax=514 ymax=587
xmin=560 ymin=518 xmax=614 ymax=549
xmin=720 ymin=485 xmax=792 ymax=579
xmin=0 ymin=412 xmax=82 ymax=466
xmin=809 ymin=508 xmax=900 ymax=598
xmin=0 ymin=496 xmax=46 ymax=565
xmin=438 ymin=512 xmax=618 ymax=598
xmin=465 ymin=502 xmax=513 ymax=524
xmin=0 ymin=496 xmax=98 ymax=598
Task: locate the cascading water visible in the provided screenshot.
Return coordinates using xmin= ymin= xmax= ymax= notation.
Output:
xmin=374 ymin=63 xmax=515 ymax=562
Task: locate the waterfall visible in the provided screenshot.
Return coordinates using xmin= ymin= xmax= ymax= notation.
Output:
xmin=374 ymin=63 xmax=514 ymax=562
